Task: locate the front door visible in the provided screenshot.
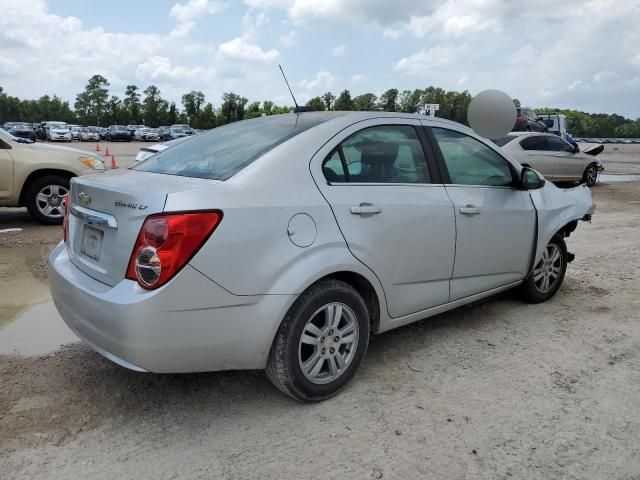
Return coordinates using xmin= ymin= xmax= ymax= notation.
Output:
xmin=545 ymin=135 xmax=582 ymax=180
xmin=429 ymin=127 xmax=536 ymax=301
xmin=312 ymin=119 xmax=456 ymax=318
xmin=519 ymin=135 xmax=558 ymax=179
xmin=0 ymin=142 xmax=13 ymax=201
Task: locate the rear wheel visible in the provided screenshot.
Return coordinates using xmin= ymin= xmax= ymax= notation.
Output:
xmin=582 ymin=163 xmax=598 ymax=187
xmin=25 ymin=175 xmax=70 ymax=225
xmin=266 ymin=279 xmax=370 ymax=402
xmin=520 ymin=235 xmax=567 ymax=303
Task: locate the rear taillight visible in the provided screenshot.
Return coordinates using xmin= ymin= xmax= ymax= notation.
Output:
xmin=126 ymin=211 xmax=222 ymax=290
xmin=63 ymin=192 xmax=70 ymax=244
xmin=516 ymin=116 xmax=525 ymax=125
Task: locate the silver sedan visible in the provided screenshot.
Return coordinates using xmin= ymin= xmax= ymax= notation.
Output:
xmin=49 ymin=112 xmax=595 ymax=401
xmin=494 ymin=132 xmax=604 ymax=186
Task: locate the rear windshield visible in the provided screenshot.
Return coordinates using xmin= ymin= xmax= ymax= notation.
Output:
xmin=133 ymin=113 xmax=342 ymax=180
xmin=492 ymin=136 xmax=517 ymax=147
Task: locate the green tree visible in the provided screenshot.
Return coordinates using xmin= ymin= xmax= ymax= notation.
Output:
xmin=353 ymin=93 xmax=378 ymax=111
xmin=321 ymin=92 xmax=336 ymax=110
xmin=378 ymin=89 xmax=398 ymax=112
xmin=333 ymin=90 xmax=353 ymax=111
xmin=107 ymin=96 xmax=121 ymax=124
xmin=123 ymin=85 xmax=142 ymax=124
xmin=143 ymin=85 xmax=163 ymax=127
xmin=306 ymin=96 xmax=326 ymax=111
xmin=181 ymin=90 xmax=206 ymax=121
xmin=199 ymin=102 xmax=217 ymax=129
xmin=74 ymin=74 xmax=110 ymax=126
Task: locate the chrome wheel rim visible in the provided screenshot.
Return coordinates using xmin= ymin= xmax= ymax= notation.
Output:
xmin=298 ymin=302 xmax=359 ymax=385
xmin=36 ymin=184 xmax=68 ymax=219
xmin=587 ymin=166 xmax=597 ymax=186
xmin=533 ymin=243 xmax=563 ymax=294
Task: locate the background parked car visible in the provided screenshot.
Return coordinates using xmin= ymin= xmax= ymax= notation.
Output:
xmin=134 ymin=136 xmax=193 ymax=162
xmin=512 ymin=107 xmax=547 ymax=132
xmin=134 ymin=127 xmax=160 ymax=142
xmin=157 ymin=126 xmax=172 ymax=141
xmin=107 ymin=125 xmax=132 ymax=142
xmin=169 ymin=124 xmax=195 ymax=139
xmin=3 ymin=122 xmax=37 ymax=142
xmin=69 ymin=125 xmax=82 ymax=140
xmin=493 ymin=132 xmax=604 ymax=186
xmin=45 ymin=122 xmax=72 ymax=142
xmin=79 ymin=127 xmax=100 ymax=142
xmin=0 ymin=126 xmax=105 ymax=224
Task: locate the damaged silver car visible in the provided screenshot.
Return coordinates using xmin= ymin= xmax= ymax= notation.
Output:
xmin=49 ymin=112 xmax=595 ymax=401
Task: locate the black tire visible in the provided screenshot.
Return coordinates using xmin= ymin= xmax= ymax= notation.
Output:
xmin=582 ymin=163 xmax=598 ymax=187
xmin=520 ymin=235 xmax=568 ymax=303
xmin=526 ymin=126 xmax=531 ymax=132
xmin=25 ymin=175 xmax=70 ymax=225
xmin=266 ymin=279 xmax=370 ymax=402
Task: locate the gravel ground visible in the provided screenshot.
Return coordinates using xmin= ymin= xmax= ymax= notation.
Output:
xmin=0 ymin=142 xmax=639 ymax=479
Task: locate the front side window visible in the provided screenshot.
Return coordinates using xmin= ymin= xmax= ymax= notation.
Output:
xmin=546 ymin=136 xmax=573 ymax=152
xmin=322 ymin=125 xmax=430 ymax=184
xmin=432 ymin=128 xmax=514 ymax=187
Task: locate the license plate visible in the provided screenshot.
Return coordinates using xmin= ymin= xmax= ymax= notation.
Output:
xmin=81 ymin=225 xmax=104 ymax=261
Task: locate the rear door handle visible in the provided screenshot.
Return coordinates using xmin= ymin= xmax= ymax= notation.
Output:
xmin=459 ymin=205 xmax=480 ymax=215
xmin=350 ymin=204 xmax=382 ymax=215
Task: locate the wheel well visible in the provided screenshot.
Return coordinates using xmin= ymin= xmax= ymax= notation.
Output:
xmin=323 ymin=271 xmax=381 ymax=334
xmin=556 ymin=220 xmax=578 ymax=239
xmin=19 ymin=169 xmax=75 ymax=205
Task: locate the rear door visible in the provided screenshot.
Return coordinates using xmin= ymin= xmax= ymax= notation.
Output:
xmin=312 ymin=118 xmax=456 ymax=318
xmin=428 ymin=126 xmax=536 ymax=301
xmin=519 ymin=135 xmax=557 ymax=178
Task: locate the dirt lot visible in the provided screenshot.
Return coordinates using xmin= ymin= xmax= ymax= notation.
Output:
xmin=0 ymin=142 xmax=639 ymax=479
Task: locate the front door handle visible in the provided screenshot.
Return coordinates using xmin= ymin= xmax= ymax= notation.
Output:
xmin=350 ymin=204 xmax=382 ymax=215
xmin=459 ymin=205 xmax=480 ymax=215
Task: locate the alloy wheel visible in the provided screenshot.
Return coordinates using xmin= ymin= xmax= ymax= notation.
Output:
xmin=35 ymin=184 xmax=68 ymax=219
xmin=586 ymin=166 xmax=597 ymax=186
xmin=533 ymin=243 xmax=563 ymax=294
xmin=298 ymin=302 xmax=359 ymax=385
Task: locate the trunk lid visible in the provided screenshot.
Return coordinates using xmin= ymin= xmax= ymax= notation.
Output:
xmin=67 ymin=170 xmax=218 ymax=286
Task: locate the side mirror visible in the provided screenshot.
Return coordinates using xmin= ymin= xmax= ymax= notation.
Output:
xmin=521 ymin=167 xmax=545 ymax=189
xmin=572 ymin=144 xmax=580 ymax=153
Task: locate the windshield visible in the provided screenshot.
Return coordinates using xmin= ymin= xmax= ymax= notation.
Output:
xmin=133 ymin=113 xmax=343 ymax=181
xmin=12 ymin=123 xmax=32 ymax=130
xmin=49 ymin=123 xmax=68 ymax=130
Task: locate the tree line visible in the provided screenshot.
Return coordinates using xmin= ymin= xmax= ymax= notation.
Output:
xmin=1 ymin=74 xmax=639 ymax=137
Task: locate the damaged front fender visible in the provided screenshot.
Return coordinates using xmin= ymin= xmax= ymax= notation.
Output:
xmin=529 ymin=182 xmax=595 ymax=266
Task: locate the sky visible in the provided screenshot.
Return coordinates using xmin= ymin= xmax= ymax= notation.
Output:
xmin=1 ymin=0 xmax=640 ymax=117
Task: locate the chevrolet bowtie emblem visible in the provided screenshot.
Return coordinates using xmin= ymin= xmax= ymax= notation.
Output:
xmin=78 ymin=192 xmax=92 ymax=206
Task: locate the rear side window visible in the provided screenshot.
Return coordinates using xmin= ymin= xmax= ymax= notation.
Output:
xmin=521 ymin=136 xmax=548 ymax=151
xmin=322 ymin=125 xmax=431 ymax=184
xmin=432 ymin=128 xmax=514 ymax=187
xmin=492 ymin=136 xmax=517 ymax=147
xmin=134 ymin=113 xmax=342 ymax=180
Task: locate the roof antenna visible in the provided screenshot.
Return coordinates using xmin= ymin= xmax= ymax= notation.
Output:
xmin=279 ymin=64 xmax=314 ymax=113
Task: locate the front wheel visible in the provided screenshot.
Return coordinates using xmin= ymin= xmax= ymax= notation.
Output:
xmin=25 ymin=175 xmax=70 ymax=225
xmin=266 ymin=279 xmax=370 ymax=402
xmin=520 ymin=236 xmax=568 ymax=303
xmin=582 ymin=164 xmax=598 ymax=187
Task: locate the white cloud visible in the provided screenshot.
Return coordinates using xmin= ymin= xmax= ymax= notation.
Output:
xmin=217 ymin=37 xmax=279 ymax=62
xmin=394 ymin=46 xmax=460 ymax=75
xmin=279 ymin=30 xmax=297 ymax=47
xmin=383 ymin=28 xmax=403 ymax=39
xmin=136 ymin=56 xmax=215 ymax=82
xmin=299 ymin=71 xmax=336 ymax=90
xmin=170 ymin=0 xmax=226 ymax=36
xmin=332 ymin=44 xmax=346 ymax=57
xmin=351 ymin=74 xmax=367 ymax=83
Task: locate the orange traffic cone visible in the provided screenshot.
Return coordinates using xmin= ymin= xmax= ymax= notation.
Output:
xmin=110 ymin=155 xmax=118 ymax=169
xmin=95 ymin=142 xmax=101 ymax=152
xmin=104 ymin=146 xmax=110 ymax=156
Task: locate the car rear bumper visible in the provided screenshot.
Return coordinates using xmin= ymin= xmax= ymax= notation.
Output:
xmin=49 ymin=242 xmax=294 ymax=373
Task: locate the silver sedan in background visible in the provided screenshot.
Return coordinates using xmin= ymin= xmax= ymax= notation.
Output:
xmin=49 ymin=112 xmax=595 ymax=401
xmin=494 ymin=132 xmax=604 ymax=186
